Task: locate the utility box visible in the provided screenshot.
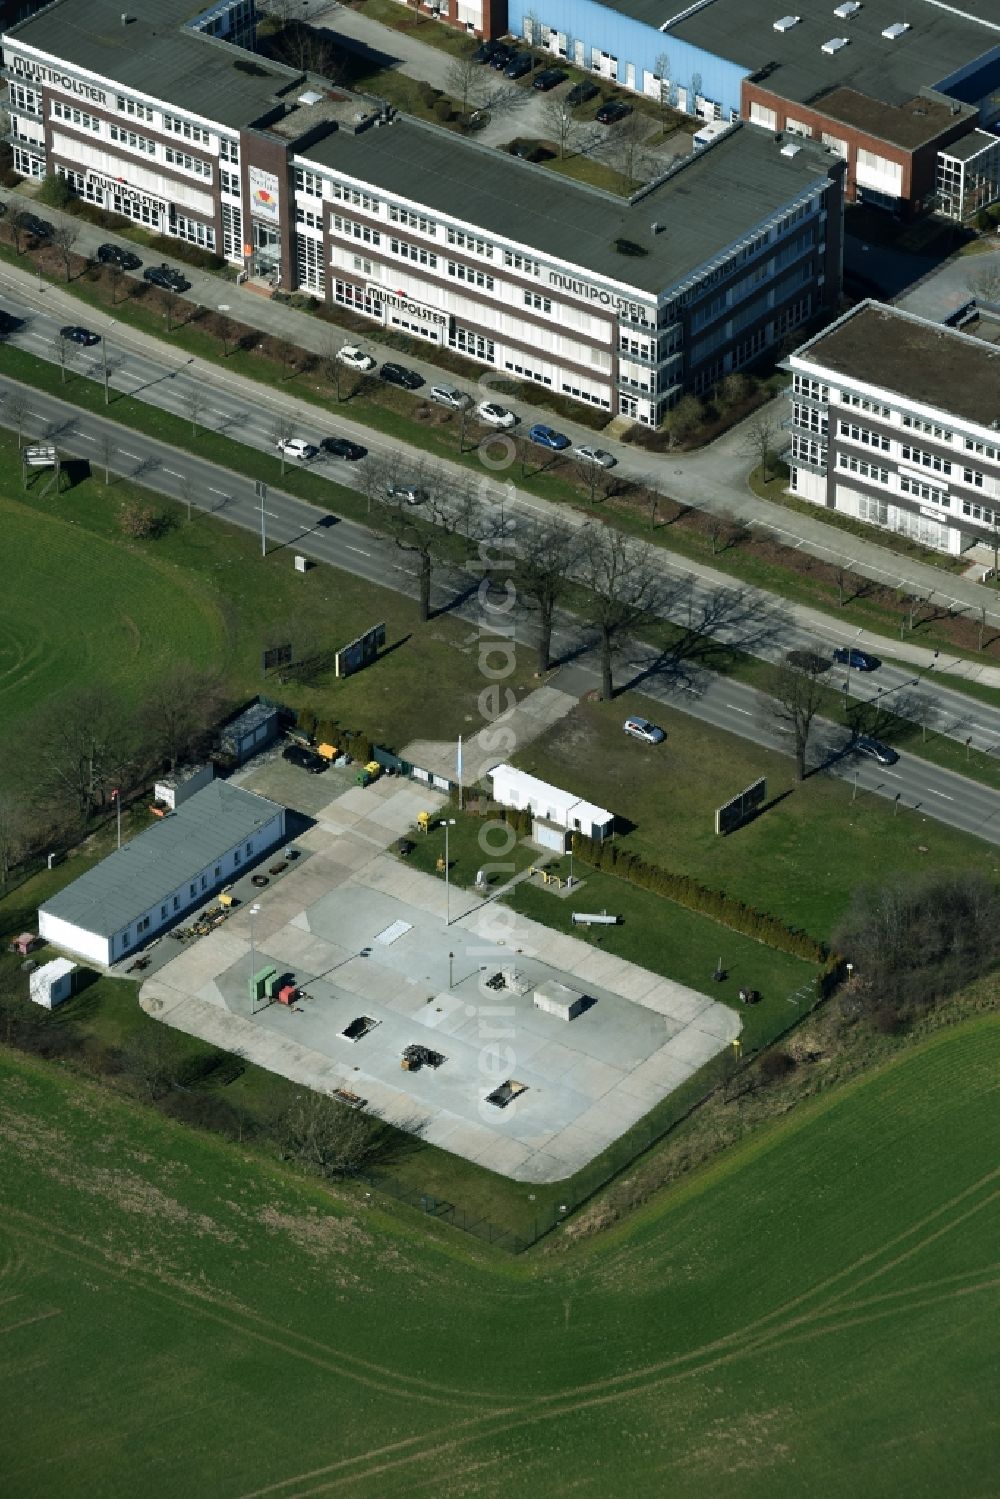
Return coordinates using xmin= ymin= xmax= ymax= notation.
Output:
xmin=29 ymin=958 xmax=77 ymax=1009
xmin=294 ymin=555 xmax=309 ymax=573
xmin=533 ymin=979 xmax=588 ymax=1022
xmin=249 ymin=964 xmax=278 ymax=1004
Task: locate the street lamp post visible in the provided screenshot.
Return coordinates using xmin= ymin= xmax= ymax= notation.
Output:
xmin=249 ymin=901 xmax=261 ymax=1008
xmin=102 ymin=320 xmax=116 ymax=405
xmin=439 ymin=818 xmax=456 ymax=925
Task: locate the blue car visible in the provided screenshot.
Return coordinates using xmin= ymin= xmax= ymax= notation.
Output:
xmin=528 ymin=423 xmax=571 ymax=450
xmin=833 ymin=647 xmax=879 ymax=671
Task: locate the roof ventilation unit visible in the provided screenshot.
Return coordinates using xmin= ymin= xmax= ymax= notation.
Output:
xmin=297 ymin=89 xmax=323 ymax=106
xmin=882 ymin=21 xmax=910 ymax=39
xmin=780 ymin=141 xmax=802 ymax=157
xmin=773 ymin=14 xmax=801 ymax=30
xmin=833 ymin=1 xmax=861 ymax=18
xmin=821 ymin=36 xmax=850 ymax=53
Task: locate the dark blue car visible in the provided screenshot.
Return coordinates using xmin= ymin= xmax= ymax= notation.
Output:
xmin=833 ymin=647 xmax=879 ymax=671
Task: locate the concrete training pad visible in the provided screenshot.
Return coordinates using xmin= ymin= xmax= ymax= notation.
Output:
xmin=141 ymin=780 xmax=739 ymax=1182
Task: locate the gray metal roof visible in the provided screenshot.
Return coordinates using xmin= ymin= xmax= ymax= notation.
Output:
xmin=792 ymin=301 xmax=1000 ymax=430
xmin=5 ymin=0 xmax=302 ymax=128
xmin=304 ymin=120 xmax=836 ymax=297
xmin=39 ymin=782 xmax=284 ymax=938
xmin=659 ymin=0 xmax=998 ymax=110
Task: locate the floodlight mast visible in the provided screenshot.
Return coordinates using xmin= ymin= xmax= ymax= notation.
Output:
xmin=439 ymin=819 xmax=456 ymax=925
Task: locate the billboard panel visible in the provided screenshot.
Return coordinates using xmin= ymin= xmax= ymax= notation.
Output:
xmin=248 ymin=164 xmax=280 ymax=223
xmin=715 ymin=776 xmax=766 ymax=836
xmin=335 ymin=622 xmax=386 ymax=679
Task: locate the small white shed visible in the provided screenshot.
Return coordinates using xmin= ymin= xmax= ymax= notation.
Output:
xmin=29 ymin=958 xmax=77 ymax=1010
xmin=489 ymin=764 xmax=614 ymax=842
xmin=154 ymin=763 xmax=214 ymax=811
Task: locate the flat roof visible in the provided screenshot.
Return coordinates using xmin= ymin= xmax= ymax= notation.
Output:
xmin=811 ymin=87 xmax=969 ymax=151
xmin=304 ymin=120 xmax=835 ymax=297
xmin=490 ymin=763 xmax=613 ymax=824
xmin=40 ymin=782 xmax=284 ymax=938
xmin=4 ymin=0 xmax=302 ymax=128
xmin=793 ymin=301 xmax=1000 ymax=430
xmin=941 ymin=127 xmax=1000 ymax=163
xmin=663 ymin=0 xmax=997 ymax=112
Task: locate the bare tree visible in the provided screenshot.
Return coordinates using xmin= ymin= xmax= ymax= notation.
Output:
xmin=572 ymin=452 xmax=621 ymax=505
xmin=266 ymin=17 xmax=345 ymax=80
xmin=160 ymin=285 xmax=180 ymax=333
xmin=967 ymin=264 xmax=1000 ymax=305
xmin=768 ymin=657 xmax=827 ymax=781
xmin=513 ymin=516 xmax=581 ymax=674
xmin=270 ymin=1091 xmax=404 ymax=1179
xmin=53 ymin=331 xmax=75 ymax=385
xmin=94 ymin=432 xmax=117 ymax=484
xmin=742 ymin=409 xmax=779 ymax=483
xmin=580 ymin=528 xmax=664 ymax=699
xmin=377 ymin=466 xmax=483 ymax=622
xmin=180 ymin=386 xmax=202 ymax=437
xmin=28 ymin=686 xmax=130 ymax=824
xmin=270 ymin=412 xmax=295 ymax=472
xmin=446 ymin=51 xmax=491 ymax=119
xmin=603 ymin=109 xmax=651 ymax=191
xmin=51 ymin=222 xmax=79 ymax=282
xmin=140 ymin=667 xmax=224 ymax=770
xmin=0 ymin=792 xmax=25 ymax=888
xmin=541 ymin=93 xmax=582 ymax=159
xmin=215 ymin=313 xmax=238 ymax=358
xmin=6 ymin=208 xmax=30 ymax=256
xmin=2 ymin=390 xmax=31 ymax=447
xmin=106 ymin=261 xmax=125 ymax=306
xmin=120 ymin=1024 xmax=185 ymax=1101
xmin=654 ymin=50 xmax=673 ymax=136
xmin=833 ymin=563 xmax=856 ymax=608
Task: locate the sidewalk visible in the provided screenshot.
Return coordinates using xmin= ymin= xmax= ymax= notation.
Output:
xmin=5 ymin=218 xmax=1000 ymax=690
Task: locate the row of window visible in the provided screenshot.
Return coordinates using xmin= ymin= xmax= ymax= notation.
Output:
xmin=842 ymin=391 xmax=890 ymax=418
xmin=162 ymin=112 xmax=211 ymax=145
xmin=52 ymin=100 xmax=100 ymax=132
xmin=164 ymin=144 xmax=212 ymax=179
xmin=899 ymin=474 xmax=947 ymax=505
xmin=837 ymin=453 xmax=888 ymax=483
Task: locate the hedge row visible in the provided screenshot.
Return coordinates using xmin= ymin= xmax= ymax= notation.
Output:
xmin=576 ymin=836 xmax=828 ymax=964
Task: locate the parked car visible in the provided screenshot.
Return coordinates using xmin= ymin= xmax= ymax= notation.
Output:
xmin=596 ymin=100 xmax=633 ymax=124
xmin=473 ymin=39 xmax=507 ymax=64
xmin=276 ymin=437 xmax=318 ymax=461
xmin=386 ymin=483 xmax=428 ymax=505
xmin=97 ymin=242 xmax=142 ymax=270
xmin=533 ymin=67 xmax=567 ymax=91
xmin=321 ymin=436 xmax=367 ymax=461
xmin=476 ymin=401 xmax=517 ymax=429
xmin=380 ymin=361 xmax=423 ymax=390
xmin=430 ymin=384 xmax=470 ymax=409
xmin=566 ymin=80 xmax=599 ymax=106
xmin=59 ymin=324 xmax=100 ymax=346
xmin=504 ymin=52 xmax=535 ymax=80
xmin=489 ymin=44 xmax=515 ymax=69
xmin=833 ymin=647 xmax=880 ymax=671
xmin=853 ymin=734 xmax=899 ymax=766
xmin=143 ymin=262 xmax=190 ymax=292
xmin=573 ymin=444 xmax=616 ymax=468
xmin=336 ymin=344 xmax=376 ymax=371
xmin=20 ymin=213 xmax=52 ymax=240
xmin=283 ymin=743 xmax=327 ymax=773
xmin=624 ymin=716 xmax=666 ymax=744
xmin=528 ymin=422 xmax=571 ymax=450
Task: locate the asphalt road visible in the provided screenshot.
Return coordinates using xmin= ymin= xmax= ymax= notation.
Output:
xmin=5 ymin=371 xmax=1000 ymax=846
xmin=4 ymin=272 xmax=1000 ymax=755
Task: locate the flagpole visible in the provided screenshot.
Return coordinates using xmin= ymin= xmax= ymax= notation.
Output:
xmin=457 ymin=735 xmax=463 ymax=811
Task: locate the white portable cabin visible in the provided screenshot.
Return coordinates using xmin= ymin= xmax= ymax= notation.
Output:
xmin=488 ymin=764 xmax=614 ymax=842
xmin=29 ymin=958 xmax=77 ymax=1009
xmin=153 ymin=763 xmax=214 ymax=811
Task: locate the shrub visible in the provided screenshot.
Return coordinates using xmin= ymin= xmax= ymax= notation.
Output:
xmin=37 ymin=172 xmax=77 ymax=209
xmin=146 ymin=234 xmax=224 ymax=272
xmin=433 ymin=98 xmax=454 ymax=122
xmin=758 ymin=1049 xmax=796 ymax=1084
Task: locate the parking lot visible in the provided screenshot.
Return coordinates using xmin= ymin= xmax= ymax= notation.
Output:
xmin=140 ymin=776 xmax=738 ymax=1181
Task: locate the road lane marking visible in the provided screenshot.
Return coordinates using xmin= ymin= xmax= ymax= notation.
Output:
xmin=725 ymin=704 xmax=752 ymax=716
xmin=344 ymin=545 xmax=371 ymax=556
xmin=928 ymin=789 xmax=954 ymax=800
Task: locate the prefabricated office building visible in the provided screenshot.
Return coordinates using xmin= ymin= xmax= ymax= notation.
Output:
xmin=488 ymin=764 xmax=614 ymax=845
xmin=38 ymin=782 xmax=286 ymax=966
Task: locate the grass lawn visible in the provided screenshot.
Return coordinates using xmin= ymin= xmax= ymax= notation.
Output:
xmin=2 ymin=1015 xmax=998 ymax=1495
xmin=512 ymin=695 xmax=1000 ymax=941
xmin=0 ymin=427 xmax=537 ymax=788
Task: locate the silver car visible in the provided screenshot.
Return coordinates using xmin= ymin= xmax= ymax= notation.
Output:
xmin=623 ymin=716 xmax=665 ymax=744
xmin=430 ymin=384 xmax=470 ymax=409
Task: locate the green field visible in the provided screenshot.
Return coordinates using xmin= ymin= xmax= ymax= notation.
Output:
xmin=1 ymin=1014 xmax=998 ymax=1496
xmin=514 ymin=694 xmax=1000 ymax=940
xmin=0 ymin=453 xmax=536 ymax=786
